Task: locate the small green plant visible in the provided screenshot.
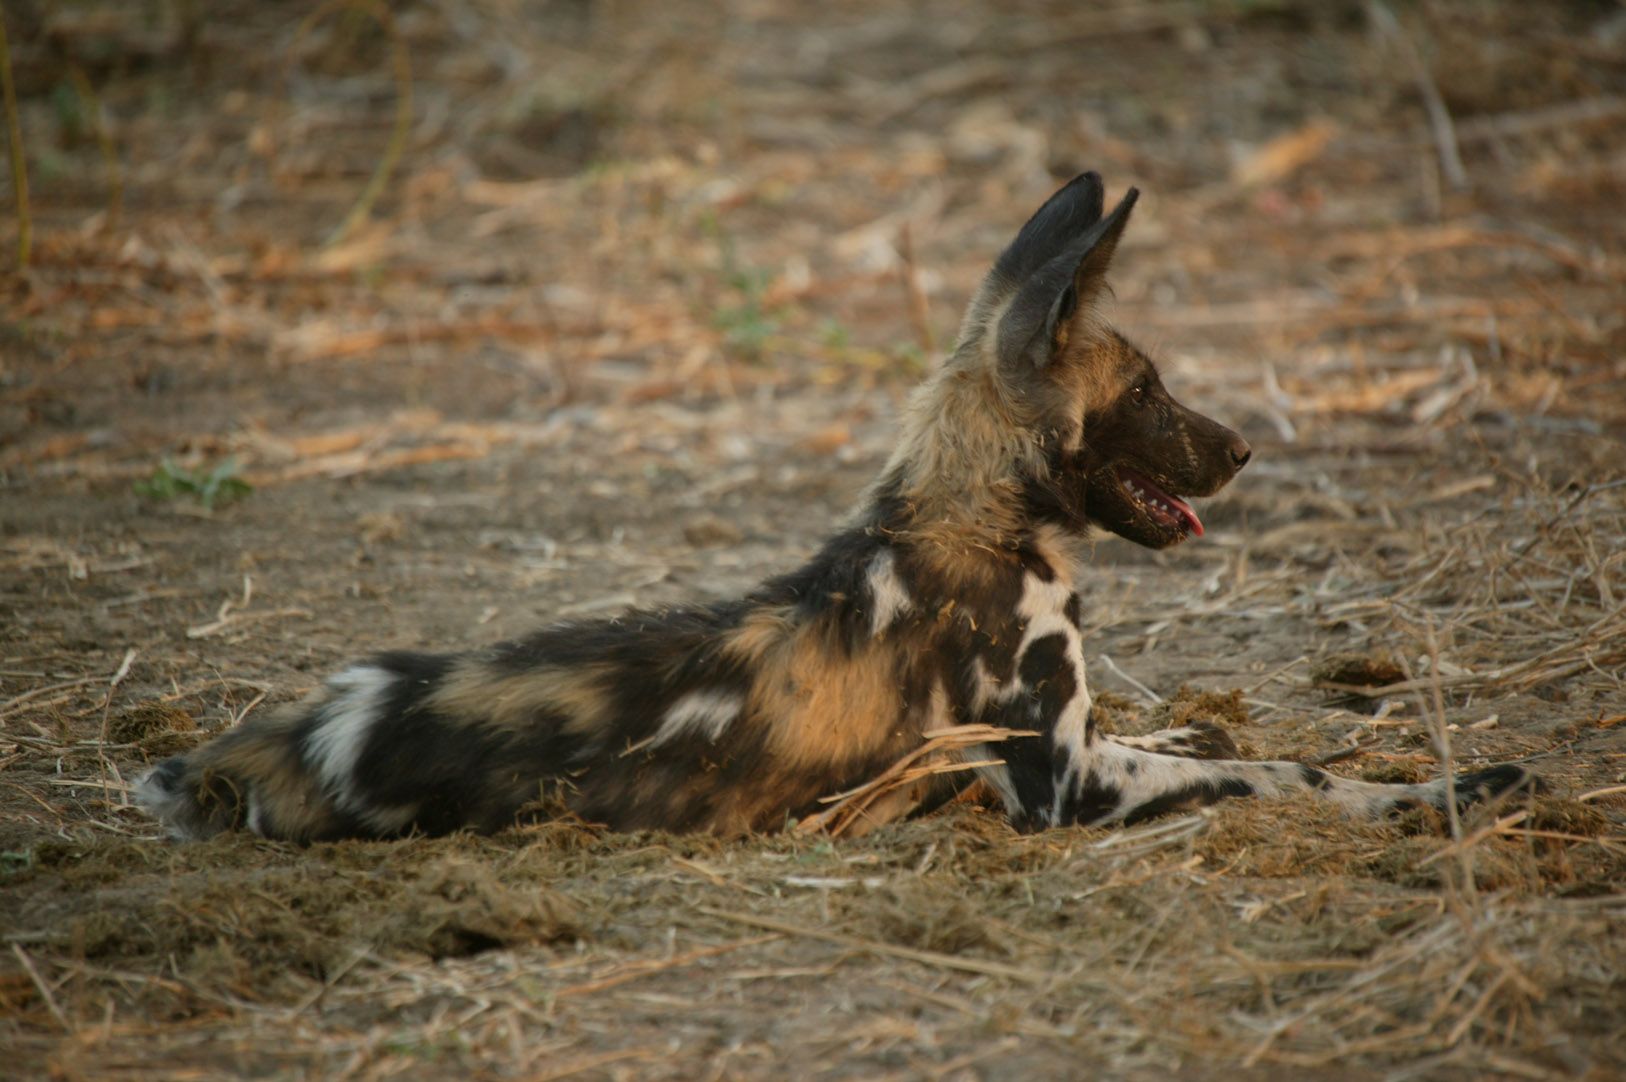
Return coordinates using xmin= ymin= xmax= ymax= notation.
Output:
xmin=818 ymin=319 xmax=850 ymax=350
xmin=135 ymin=457 xmax=253 ymax=509
xmin=890 ymin=341 xmax=928 ymax=375
xmin=713 ymin=262 xmax=781 ymax=358
xmin=704 ymin=215 xmax=786 ymax=361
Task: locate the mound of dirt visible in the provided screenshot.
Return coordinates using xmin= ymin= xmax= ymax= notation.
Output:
xmin=1091 ymin=685 xmax=1252 ymax=737
xmin=12 ymin=837 xmax=583 ymax=993
xmin=1313 ymin=650 xmax=1407 ymax=693
xmin=109 ymin=702 xmax=197 ymax=744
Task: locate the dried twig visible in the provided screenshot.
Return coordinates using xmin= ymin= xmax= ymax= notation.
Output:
xmin=1097 ymin=654 xmax=1162 ymax=703
xmin=1367 ymin=1 xmax=1467 ymax=191
xmin=555 ymin=936 xmax=778 ymax=998
xmin=1448 ymin=94 xmax=1626 ymax=146
xmin=11 ymin=944 xmax=69 ymax=1031
xmin=290 ymin=0 xmax=414 ymax=248
xmin=897 ymin=221 xmax=935 ymax=357
xmin=795 ymin=723 xmax=1033 ymax=836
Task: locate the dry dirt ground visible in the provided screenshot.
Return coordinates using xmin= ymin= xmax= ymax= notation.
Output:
xmin=3 ymin=2 xmax=1625 ymax=1079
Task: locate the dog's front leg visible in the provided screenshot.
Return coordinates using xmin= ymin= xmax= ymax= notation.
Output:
xmin=971 ymin=627 xmax=1534 ymax=829
xmin=1054 ymin=739 xmax=1537 ymax=826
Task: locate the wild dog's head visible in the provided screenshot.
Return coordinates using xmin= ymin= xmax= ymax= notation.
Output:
xmin=907 ymin=173 xmax=1251 ymax=551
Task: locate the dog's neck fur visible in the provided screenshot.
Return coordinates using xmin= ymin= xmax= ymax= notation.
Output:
xmin=865 ymin=325 xmax=1065 ymax=588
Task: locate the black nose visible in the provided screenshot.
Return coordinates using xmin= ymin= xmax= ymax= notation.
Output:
xmin=1229 ymin=436 xmax=1252 ymax=470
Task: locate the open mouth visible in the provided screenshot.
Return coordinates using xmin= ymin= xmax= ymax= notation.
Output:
xmin=1118 ymin=467 xmax=1204 ymax=537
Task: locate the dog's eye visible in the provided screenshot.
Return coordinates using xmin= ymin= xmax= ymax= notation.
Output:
xmin=1130 ymin=381 xmax=1149 ymax=404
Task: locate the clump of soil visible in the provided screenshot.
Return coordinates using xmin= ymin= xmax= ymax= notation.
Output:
xmin=1154 ymin=686 xmax=1251 ymax=730
xmin=1087 ymin=691 xmax=1142 ymax=734
xmin=1526 ymin=798 xmax=1609 ymax=839
xmin=1091 ymin=686 xmax=1251 ymax=738
xmin=1313 ymin=650 xmax=1406 ymax=692
xmin=109 ymin=702 xmax=196 ymax=744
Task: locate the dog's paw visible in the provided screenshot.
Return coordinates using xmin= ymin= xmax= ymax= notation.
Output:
xmin=1452 ymin=764 xmax=1542 ymax=809
xmin=1182 ymin=719 xmax=1241 ymax=760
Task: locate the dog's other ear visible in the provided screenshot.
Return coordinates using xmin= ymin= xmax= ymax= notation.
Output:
xmin=996 ymin=186 xmax=1138 ymax=373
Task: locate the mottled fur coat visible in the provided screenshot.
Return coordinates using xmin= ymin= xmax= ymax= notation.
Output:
xmin=137 ymin=174 xmax=1531 ymax=842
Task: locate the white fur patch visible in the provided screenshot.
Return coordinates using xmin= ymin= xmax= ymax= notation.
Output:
xmin=964 ymin=570 xmax=1094 ymax=823
xmin=246 ymin=796 xmax=268 ymax=838
xmin=306 ymin=666 xmax=394 ymax=794
xmin=865 ymin=550 xmax=913 ymax=636
xmin=970 ymin=745 xmax=1021 ymax=819
xmin=652 ymin=689 xmax=743 ymax=748
xmin=1013 ymin=573 xmax=1091 ymax=772
xmin=1313 ymin=770 xmax=1435 ymax=818
xmin=304 ymin=666 xmax=415 ymax=833
xmin=964 ymin=571 xmax=1093 ymax=795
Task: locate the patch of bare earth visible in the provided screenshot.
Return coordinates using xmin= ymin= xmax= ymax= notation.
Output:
xmin=2 ymin=2 xmax=1623 ymax=1078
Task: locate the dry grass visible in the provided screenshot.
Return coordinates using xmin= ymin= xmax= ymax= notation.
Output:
xmin=2 ymin=1 xmax=1624 ymax=1078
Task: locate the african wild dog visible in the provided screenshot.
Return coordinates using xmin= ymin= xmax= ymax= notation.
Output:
xmin=135 ymin=173 xmax=1534 ymax=842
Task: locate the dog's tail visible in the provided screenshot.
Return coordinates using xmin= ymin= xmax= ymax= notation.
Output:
xmin=134 ymin=650 xmax=556 ymax=842
xmin=134 ymin=704 xmax=322 ymax=841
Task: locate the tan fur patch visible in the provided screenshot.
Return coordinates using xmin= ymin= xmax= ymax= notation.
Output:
xmin=882 ymin=363 xmax=1045 ymax=583
xmin=1065 ymin=331 xmax=1147 ymax=411
xmin=427 ymin=659 xmax=610 ymax=738
xmin=192 ymin=713 xmax=336 ymax=839
xmin=722 ymin=607 xmax=797 ymax=670
xmin=751 ymin=623 xmax=904 ymax=772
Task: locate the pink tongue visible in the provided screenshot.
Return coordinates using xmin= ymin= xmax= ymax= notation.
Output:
xmin=1164 ymin=493 xmax=1204 ymax=537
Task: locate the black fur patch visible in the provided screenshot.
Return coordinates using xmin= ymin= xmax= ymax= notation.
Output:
xmin=488 ymin=603 xmax=752 ymax=674
xmin=1020 ymin=549 xmax=1057 ymax=582
xmin=1180 ymin=720 xmax=1240 ymax=760
xmin=351 ymin=652 xmax=584 ymax=834
xmin=1453 ymin=765 xmax=1538 ymax=805
xmin=990 ymin=172 xmax=1105 ymax=287
xmin=757 ymin=528 xmax=891 ymax=653
xmin=1020 ymin=633 xmax=1075 ymax=726
xmin=1065 ymin=768 xmax=1121 ymax=826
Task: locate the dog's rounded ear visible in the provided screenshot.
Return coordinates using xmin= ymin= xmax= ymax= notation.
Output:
xmin=996 ymin=187 xmax=1138 ymax=374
